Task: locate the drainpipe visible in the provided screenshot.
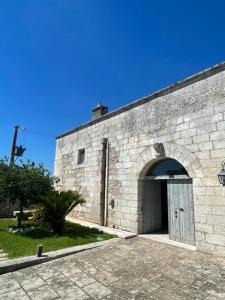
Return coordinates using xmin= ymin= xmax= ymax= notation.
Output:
xmin=100 ymin=138 xmax=107 ymax=226
xmin=104 ymin=141 xmax=109 ymax=226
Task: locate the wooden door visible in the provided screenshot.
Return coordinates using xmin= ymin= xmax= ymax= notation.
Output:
xmin=142 ymin=180 xmax=161 ymax=233
xmin=167 ymin=179 xmax=195 ymax=245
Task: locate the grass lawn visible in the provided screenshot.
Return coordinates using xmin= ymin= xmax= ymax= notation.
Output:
xmin=0 ymin=218 xmax=114 ymax=259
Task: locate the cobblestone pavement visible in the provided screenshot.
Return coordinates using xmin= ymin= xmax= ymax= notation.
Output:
xmin=1 ymin=237 xmax=225 ymax=299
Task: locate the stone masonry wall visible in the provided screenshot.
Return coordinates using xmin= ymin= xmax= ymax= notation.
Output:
xmin=55 ymin=65 xmax=225 ymax=257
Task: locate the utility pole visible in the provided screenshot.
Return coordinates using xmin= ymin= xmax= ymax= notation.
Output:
xmin=10 ymin=125 xmax=20 ymax=163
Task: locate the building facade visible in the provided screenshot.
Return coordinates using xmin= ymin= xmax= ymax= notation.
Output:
xmin=55 ymin=61 xmax=225 ymax=256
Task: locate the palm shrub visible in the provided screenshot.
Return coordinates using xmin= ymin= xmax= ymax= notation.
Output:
xmin=40 ymin=190 xmax=85 ymax=234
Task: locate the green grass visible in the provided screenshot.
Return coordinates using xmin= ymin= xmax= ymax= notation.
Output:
xmin=0 ymin=218 xmax=114 ymax=259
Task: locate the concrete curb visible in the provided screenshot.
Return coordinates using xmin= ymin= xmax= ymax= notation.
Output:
xmin=66 ymin=217 xmax=137 ymax=239
xmin=0 ymin=238 xmax=121 ymax=275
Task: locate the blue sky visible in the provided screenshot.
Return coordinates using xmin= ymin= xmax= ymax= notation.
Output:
xmin=1 ymin=0 xmax=225 ymax=173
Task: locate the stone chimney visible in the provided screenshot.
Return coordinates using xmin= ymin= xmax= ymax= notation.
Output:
xmin=92 ymin=102 xmax=109 ymax=120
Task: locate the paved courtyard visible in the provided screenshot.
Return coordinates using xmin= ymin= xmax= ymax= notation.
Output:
xmin=1 ymin=237 xmax=225 ymax=299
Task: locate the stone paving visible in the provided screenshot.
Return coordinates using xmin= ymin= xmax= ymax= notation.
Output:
xmin=1 ymin=237 xmax=225 ymax=299
xmin=0 ymin=249 xmax=8 ymax=262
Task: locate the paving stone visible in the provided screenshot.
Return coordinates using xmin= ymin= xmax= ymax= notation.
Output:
xmin=69 ymin=271 xmax=96 ymax=287
xmin=205 ymin=296 xmax=222 ymax=300
xmin=0 ymin=288 xmax=30 ymax=300
xmin=60 ymin=264 xmax=83 ymax=277
xmin=83 ymin=281 xmax=112 ymax=299
xmin=148 ymin=288 xmax=184 ymax=300
xmin=201 ymin=282 xmax=225 ymax=298
xmin=46 ymin=274 xmax=75 ymax=291
xmin=102 ymin=292 xmax=131 ymax=299
xmin=27 ymin=285 xmax=59 ymax=300
xmin=13 ymin=268 xmax=45 ymax=291
xmin=0 ymin=273 xmax=20 ymax=295
xmin=58 ymin=286 xmax=90 ymax=300
xmin=33 ymin=262 xmax=62 ymax=280
xmin=91 ymin=269 xmax=119 ymax=285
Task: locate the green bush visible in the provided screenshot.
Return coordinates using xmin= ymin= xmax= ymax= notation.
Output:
xmin=40 ymin=190 xmax=85 ymax=234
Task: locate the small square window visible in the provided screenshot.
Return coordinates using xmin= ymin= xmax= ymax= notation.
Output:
xmin=77 ymin=149 xmax=85 ymax=165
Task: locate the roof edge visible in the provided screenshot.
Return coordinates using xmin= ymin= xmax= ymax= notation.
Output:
xmin=56 ymin=60 xmax=225 ymax=140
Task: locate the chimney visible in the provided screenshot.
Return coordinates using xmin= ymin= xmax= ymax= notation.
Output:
xmin=92 ymin=102 xmax=108 ymax=120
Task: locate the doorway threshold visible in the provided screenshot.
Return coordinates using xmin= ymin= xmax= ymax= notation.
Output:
xmin=139 ymin=234 xmax=196 ymax=251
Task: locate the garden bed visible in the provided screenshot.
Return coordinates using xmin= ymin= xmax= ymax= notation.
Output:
xmin=0 ymin=218 xmax=113 ymax=258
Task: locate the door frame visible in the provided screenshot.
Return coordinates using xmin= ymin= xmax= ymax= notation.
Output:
xmin=141 ymin=176 xmax=195 ymax=246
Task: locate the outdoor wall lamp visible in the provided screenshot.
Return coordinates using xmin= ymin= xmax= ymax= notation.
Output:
xmin=218 ymin=161 xmax=225 ymax=186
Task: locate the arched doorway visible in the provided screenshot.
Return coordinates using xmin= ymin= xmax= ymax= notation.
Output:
xmin=142 ymin=158 xmax=195 ymax=246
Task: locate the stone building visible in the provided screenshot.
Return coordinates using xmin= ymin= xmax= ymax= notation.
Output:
xmin=55 ymin=61 xmax=225 ymax=257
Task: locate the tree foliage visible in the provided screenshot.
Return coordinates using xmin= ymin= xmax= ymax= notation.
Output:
xmin=0 ymin=158 xmax=54 ymax=227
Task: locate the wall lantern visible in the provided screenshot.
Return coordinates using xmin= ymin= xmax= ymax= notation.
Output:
xmin=218 ymin=161 xmax=225 ymax=186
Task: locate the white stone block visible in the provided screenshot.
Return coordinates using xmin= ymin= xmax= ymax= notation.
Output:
xmin=213 ymin=139 xmax=225 ymax=150
xmin=212 ymin=206 xmax=225 ymax=216
xmin=193 ymin=134 xmax=210 ymax=143
xmin=206 ymin=233 xmax=225 ymax=246
xmin=207 ymin=215 xmax=225 ymax=225
xmin=194 ymin=204 xmax=211 ymax=215
xmin=210 ymin=130 xmax=225 ymax=141
xmin=196 ymin=241 xmax=215 ymax=254
xmin=180 ymin=128 xmax=197 ymax=138
xmin=176 ymin=122 xmax=190 ymax=131
xmin=214 ymin=103 xmax=225 ymax=113
xmin=198 ymin=142 xmax=212 ymax=151
xmin=210 ymin=149 xmax=225 ymax=158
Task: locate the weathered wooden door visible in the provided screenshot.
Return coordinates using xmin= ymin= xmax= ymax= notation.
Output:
xmin=142 ymin=180 xmax=161 ymax=233
xmin=167 ymin=179 xmax=195 ymax=245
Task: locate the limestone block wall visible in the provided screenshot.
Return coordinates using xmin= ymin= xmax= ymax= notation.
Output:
xmin=55 ymin=63 xmax=225 ymax=257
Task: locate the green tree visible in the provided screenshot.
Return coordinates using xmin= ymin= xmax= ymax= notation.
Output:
xmin=40 ymin=190 xmax=85 ymax=234
xmin=0 ymin=158 xmax=54 ymax=227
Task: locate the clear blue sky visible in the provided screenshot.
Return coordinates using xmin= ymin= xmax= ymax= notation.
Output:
xmin=1 ymin=0 xmax=225 ymax=173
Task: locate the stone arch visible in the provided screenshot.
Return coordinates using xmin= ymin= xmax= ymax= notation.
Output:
xmin=123 ymin=142 xmax=203 ymax=233
xmin=131 ymin=142 xmax=203 ymax=180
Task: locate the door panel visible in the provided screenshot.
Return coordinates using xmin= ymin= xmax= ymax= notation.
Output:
xmin=182 ymin=180 xmax=195 ymax=245
xmin=143 ymin=180 xmax=161 ymax=233
xmin=167 ymin=179 xmax=195 ymax=245
xmin=167 ymin=181 xmax=181 ymax=242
